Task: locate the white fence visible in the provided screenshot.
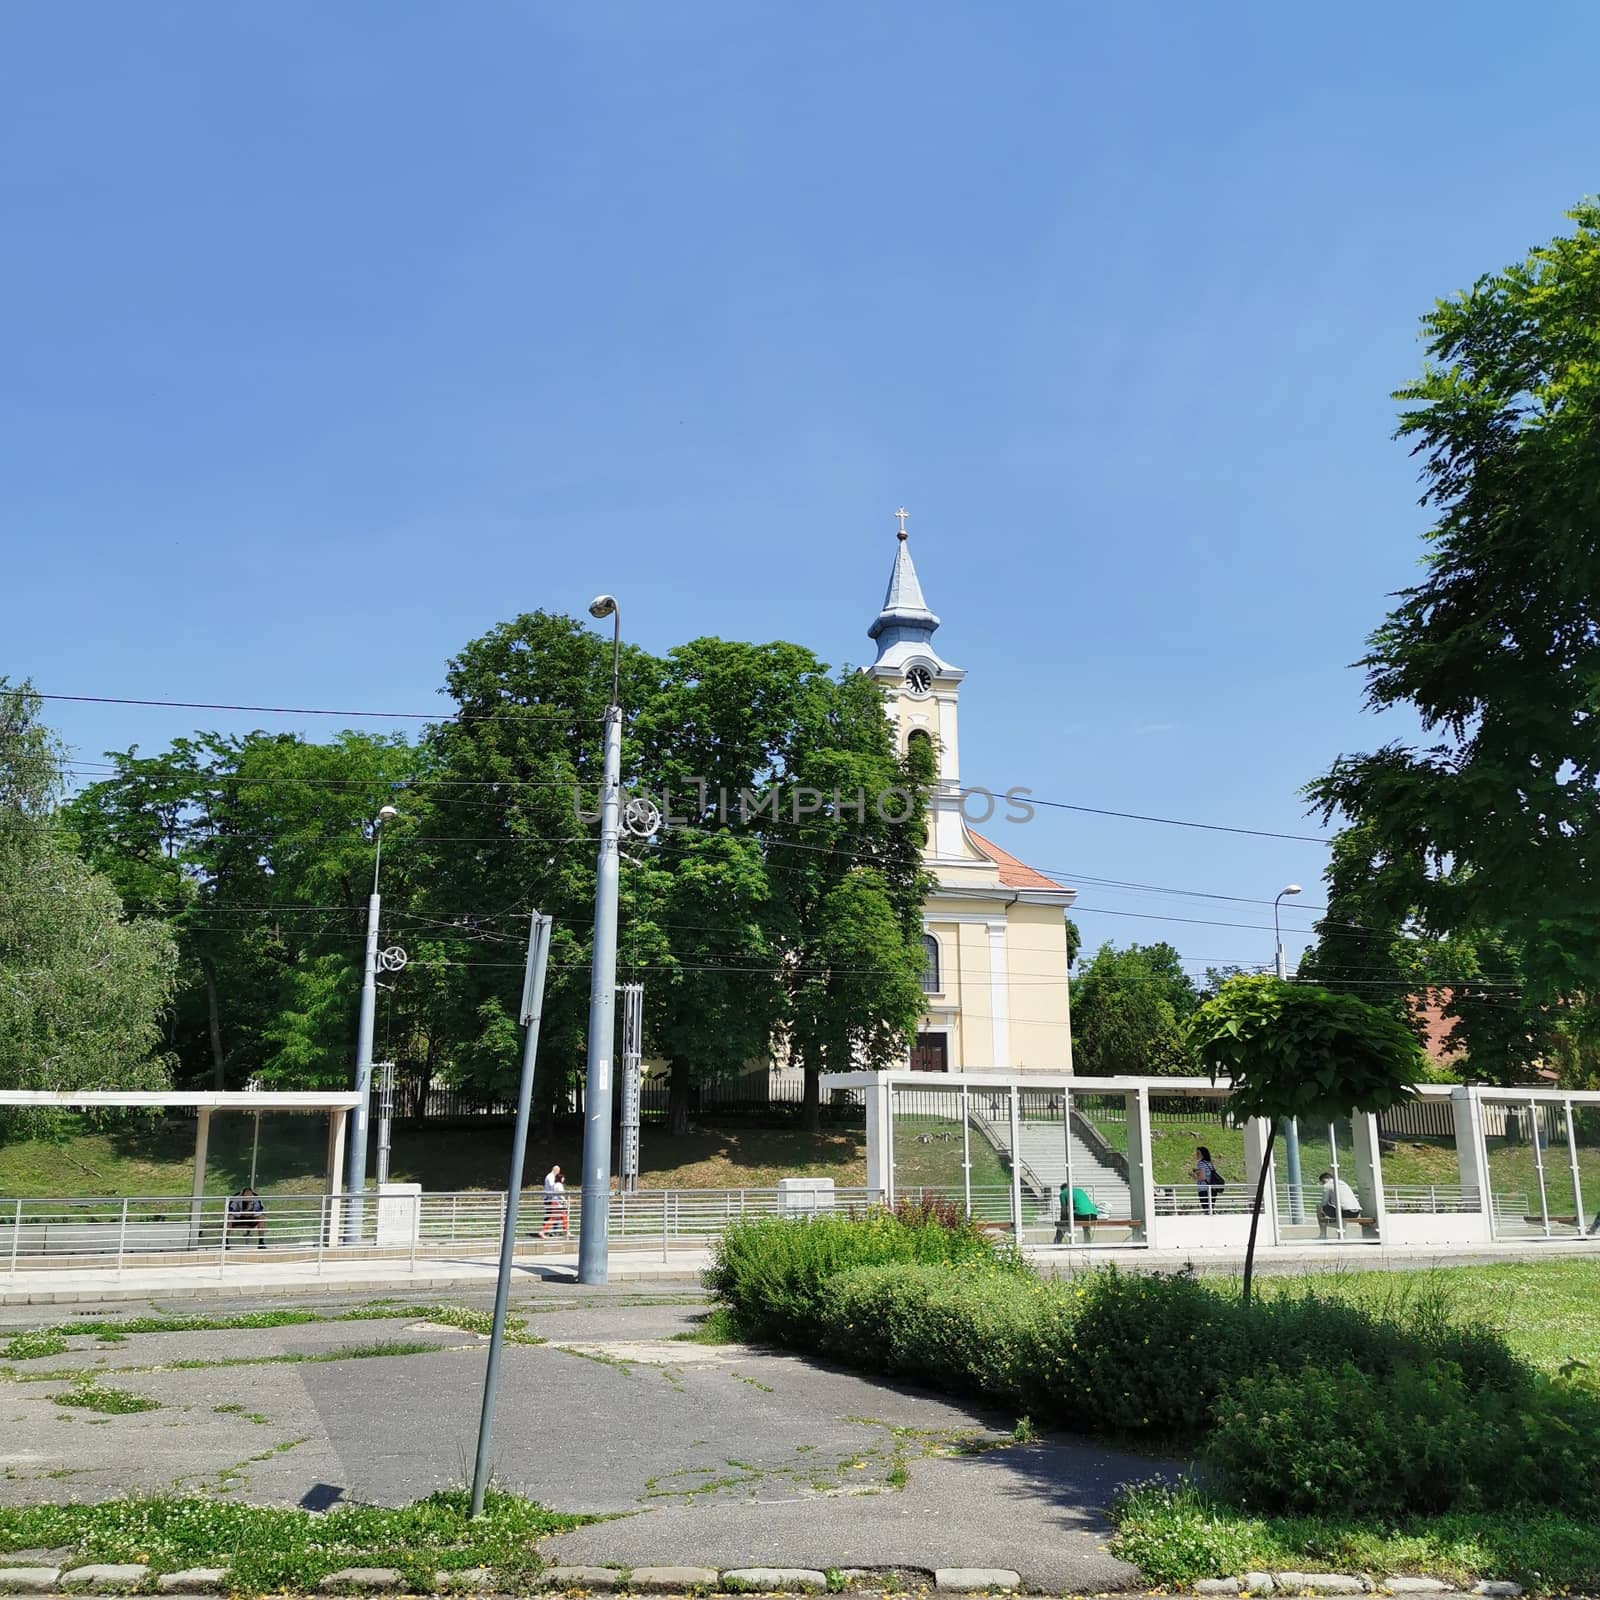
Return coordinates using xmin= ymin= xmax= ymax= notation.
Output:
xmin=0 ymin=1186 xmax=885 ymax=1275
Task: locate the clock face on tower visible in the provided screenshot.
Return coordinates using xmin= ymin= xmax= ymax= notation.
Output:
xmin=906 ymin=665 xmax=932 ymax=695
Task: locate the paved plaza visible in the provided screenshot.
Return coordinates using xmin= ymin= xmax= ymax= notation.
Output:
xmin=0 ymin=1285 xmax=1161 ymax=1591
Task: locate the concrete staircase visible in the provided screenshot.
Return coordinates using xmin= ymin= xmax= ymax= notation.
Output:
xmin=969 ymin=1113 xmax=1133 ymax=1216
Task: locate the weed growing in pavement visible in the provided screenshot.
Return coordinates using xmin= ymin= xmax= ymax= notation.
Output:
xmin=1 ymin=1331 xmax=69 ymax=1362
xmin=53 ymin=1379 xmax=160 ymax=1415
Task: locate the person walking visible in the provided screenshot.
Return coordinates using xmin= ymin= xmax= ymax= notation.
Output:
xmin=539 ymin=1164 xmax=568 ymax=1239
xmin=1192 ymin=1147 xmax=1224 ymax=1214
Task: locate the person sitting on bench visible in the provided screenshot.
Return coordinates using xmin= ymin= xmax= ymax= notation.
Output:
xmin=1053 ymin=1182 xmax=1099 ymax=1243
xmin=1318 ymin=1171 xmax=1362 ymax=1236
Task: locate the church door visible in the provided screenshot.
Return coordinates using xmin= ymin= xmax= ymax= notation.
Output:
xmin=910 ymin=1032 xmax=948 ymax=1073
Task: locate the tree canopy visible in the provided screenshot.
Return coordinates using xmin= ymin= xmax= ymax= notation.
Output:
xmin=59 ymin=616 xmax=933 ymax=1134
xmin=1070 ymin=940 xmax=1200 ymax=1075
xmin=1 ymin=682 xmax=177 ymax=1131
xmin=1186 ymin=973 xmax=1424 ymax=1298
xmin=1307 ymin=201 xmax=1600 ymax=1087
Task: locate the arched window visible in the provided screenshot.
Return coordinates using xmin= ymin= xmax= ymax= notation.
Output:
xmin=921 ymin=933 xmax=941 ymax=995
xmin=907 ymin=728 xmax=933 ymax=757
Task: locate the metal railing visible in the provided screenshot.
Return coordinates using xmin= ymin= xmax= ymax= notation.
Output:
xmin=0 ymin=1186 xmax=885 ymax=1275
xmin=1384 ymin=1183 xmax=1482 ymax=1213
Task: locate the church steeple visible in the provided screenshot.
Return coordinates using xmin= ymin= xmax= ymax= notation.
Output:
xmin=868 ymin=509 xmax=943 ymax=663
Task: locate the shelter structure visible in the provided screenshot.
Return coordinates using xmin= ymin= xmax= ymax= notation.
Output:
xmin=822 ymin=1068 xmax=1600 ymax=1255
xmin=0 ymin=1089 xmax=360 ymax=1228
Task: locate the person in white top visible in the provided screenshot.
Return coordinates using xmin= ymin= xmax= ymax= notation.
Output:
xmin=1318 ymin=1170 xmax=1362 ymax=1235
xmin=539 ymin=1164 xmax=568 ymax=1238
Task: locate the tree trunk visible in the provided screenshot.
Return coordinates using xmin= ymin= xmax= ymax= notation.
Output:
xmin=666 ymin=1060 xmax=692 ymax=1138
xmin=1242 ymin=1120 xmax=1278 ymax=1306
xmin=801 ymin=1055 xmax=821 ymax=1134
xmin=201 ymin=956 xmax=225 ymax=1091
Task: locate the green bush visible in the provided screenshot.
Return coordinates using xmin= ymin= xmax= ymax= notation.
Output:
xmin=704 ymin=1207 xmax=1001 ymax=1345
xmin=813 ymin=1260 xmax=1074 ymax=1418
xmin=1062 ymin=1267 xmax=1531 ymax=1442
xmin=1210 ymin=1357 xmax=1600 ymax=1516
xmin=709 ymin=1223 xmax=1600 ymax=1520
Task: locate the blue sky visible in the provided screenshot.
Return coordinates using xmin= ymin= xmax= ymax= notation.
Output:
xmin=4 ymin=1 xmax=1596 ymax=978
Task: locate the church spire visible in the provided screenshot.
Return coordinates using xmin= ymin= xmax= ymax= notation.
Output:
xmin=869 ymin=508 xmax=940 ymax=647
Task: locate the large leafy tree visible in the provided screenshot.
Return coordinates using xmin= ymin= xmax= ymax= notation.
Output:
xmin=1187 ymin=975 xmax=1424 ymax=1301
xmin=65 ymin=729 xmax=422 ymax=1090
xmin=432 ymin=620 xmax=931 ymax=1133
xmin=0 ymin=682 xmax=178 ymax=1130
xmin=1070 ymin=941 xmax=1200 ymax=1075
xmin=1308 ymin=202 xmax=1600 ymax=1085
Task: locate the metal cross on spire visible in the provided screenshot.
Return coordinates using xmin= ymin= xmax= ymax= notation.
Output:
xmin=895 ymin=506 xmax=909 ymax=540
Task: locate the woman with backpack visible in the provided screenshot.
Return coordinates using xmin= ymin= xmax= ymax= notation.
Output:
xmin=1192 ymin=1146 xmax=1225 ymax=1214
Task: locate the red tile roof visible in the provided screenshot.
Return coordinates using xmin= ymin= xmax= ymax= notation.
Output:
xmin=967 ymin=830 xmax=1067 ymax=891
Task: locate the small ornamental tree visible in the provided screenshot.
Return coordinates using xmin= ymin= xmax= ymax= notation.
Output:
xmin=1186 ymin=975 xmax=1425 ymax=1301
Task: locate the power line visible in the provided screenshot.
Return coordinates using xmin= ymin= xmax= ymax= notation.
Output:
xmin=1026 ymin=794 xmax=1329 ymax=846
xmin=5 ymin=687 xmax=602 ymax=725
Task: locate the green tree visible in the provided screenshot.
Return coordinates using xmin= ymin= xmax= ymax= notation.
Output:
xmin=64 ymin=729 xmax=422 ymax=1090
xmin=431 ymin=619 xmax=932 ymax=1133
xmin=1186 ymin=975 xmax=1424 ymax=1301
xmin=1071 ymin=941 xmax=1200 ymax=1075
xmin=1296 ymin=825 xmax=1552 ymax=1086
xmin=0 ymin=682 xmax=178 ymax=1132
xmin=1308 ymin=201 xmax=1600 ymax=1084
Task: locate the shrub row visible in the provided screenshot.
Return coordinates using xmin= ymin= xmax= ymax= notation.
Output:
xmin=705 ymin=1212 xmax=1600 ymax=1518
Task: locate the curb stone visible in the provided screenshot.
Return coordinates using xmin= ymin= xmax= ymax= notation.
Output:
xmin=933 ymin=1570 xmax=1022 ymax=1593
xmin=1242 ymin=1576 xmax=1277 ymax=1594
xmin=156 ymin=1571 xmax=228 ymax=1594
xmin=316 ymin=1569 xmax=404 ymax=1592
xmin=1383 ymin=1582 xmax=1451 ymax=1594
xmin=61 ymin=1568 xmax=147 ymax=1592
xmin=539 ymin=1569 xmax=622 ymax=1591
xmin=432 ymin=1571 xmax=495 ymax=1592
xmin=628 ymin=1568 xmax=722 ymax=1593
xmin=1473 ymin=1587 xmax=1522 ymax=1598
xmin=721 ymin=1572 xmax=828 ymax=1592
xmin=1195 ymin=1582 xmax=1241 ymax=1595
xmin=0 ymin=1573 xmax=61 ymax=1595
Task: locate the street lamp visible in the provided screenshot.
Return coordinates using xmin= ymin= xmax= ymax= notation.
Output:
xmin=345 ymin=805 xmax=400 ymax=1238
xmin=1273 ymin=883 xmax=1304 ymax=1221
xmin=1273 ymin=884 xmax=1302 ymax=980
xmin=579 ymin=595 xmax=623 ymax=1285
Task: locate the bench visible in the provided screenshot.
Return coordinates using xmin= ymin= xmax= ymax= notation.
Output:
xmin=1318 ymin=1214 xmax=1379 ymax=1239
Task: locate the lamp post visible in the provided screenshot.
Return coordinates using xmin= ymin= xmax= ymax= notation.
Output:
xmin=1273 ymin=883 xmax=1304 ymax=1222
xmin=579 ymin=595 xmax=623 ymax=1285
xmin=345 ymin=804 xmax=398 ymax=1241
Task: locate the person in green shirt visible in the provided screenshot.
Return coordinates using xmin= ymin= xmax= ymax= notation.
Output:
xmin=1054 ymin=1182 xmax=1099 ymax=1244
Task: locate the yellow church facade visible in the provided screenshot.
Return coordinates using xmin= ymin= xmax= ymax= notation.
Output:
xmin=865 ymin=524 xmax=1077 ymax=1074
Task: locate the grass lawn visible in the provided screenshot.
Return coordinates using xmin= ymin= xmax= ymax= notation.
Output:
xmin=1265 ymin=1259 xmax=1600 ymax=1373
xmin=1112 ymin=1481 xmax=1600 ymax=1593
xmin=0 ymin=1117 xmax=871 ymax=1198
xmin=891 ymin=1114 xmax=1011 ymax=1192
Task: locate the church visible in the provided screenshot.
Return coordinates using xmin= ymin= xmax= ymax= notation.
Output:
xmin=865 ymin=520 xmax=1077 ymax=1073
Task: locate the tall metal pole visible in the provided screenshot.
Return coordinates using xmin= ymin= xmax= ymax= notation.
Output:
xmin=346 ymin=810 xmax=393 ymax=1242
xmin=1274 ymin=886 xmax=1305 ymax=1223
xmin=470 ymin=912 xmax=552 ymax=1518
xmin=579 ymin=597 xmax=623 ymax=1285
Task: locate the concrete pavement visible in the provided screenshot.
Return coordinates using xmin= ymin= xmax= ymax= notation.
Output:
xmin=0 ymin=1290 xmax=1166 ymax=1592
